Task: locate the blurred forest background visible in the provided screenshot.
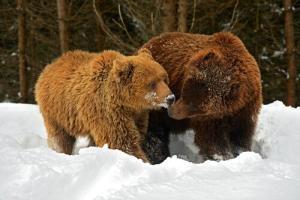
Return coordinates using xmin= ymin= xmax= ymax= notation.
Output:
xmin=0 ymin=0 xmax=299 ymax=106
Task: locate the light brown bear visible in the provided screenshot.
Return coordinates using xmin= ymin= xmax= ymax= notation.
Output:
xmin=35 ymin=49 xmax=174 ymax=162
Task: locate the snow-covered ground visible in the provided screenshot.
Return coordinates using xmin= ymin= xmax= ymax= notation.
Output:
xmin=0 ymin=101 xmax=300 ymax=200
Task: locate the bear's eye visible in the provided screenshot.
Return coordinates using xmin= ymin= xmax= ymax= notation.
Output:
xmin=197 ymin=81 xmax=207 ymax=89
xmin=148 ymin=81 xmax=157 ymax=90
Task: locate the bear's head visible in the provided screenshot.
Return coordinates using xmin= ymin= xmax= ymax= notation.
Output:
xmin=110 ymin=49 xmax=175 ymax=111
xmin=168 ymin=48 xmax=252 ymax=120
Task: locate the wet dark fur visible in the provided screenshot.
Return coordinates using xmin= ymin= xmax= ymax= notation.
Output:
xmin=142 ymin=109 xmax=189 ymax=164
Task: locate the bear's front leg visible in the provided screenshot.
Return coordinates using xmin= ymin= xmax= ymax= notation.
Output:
xmin=193 ymin=120 xmax=234 ymax=161
xmin=229 ymin=114 xmax=256 ymax=156
xmin=111 ymin=139 xmax=149 ymax=163
xmin=125 ymin=143 xmax=149 ymax=163
xmin=91 ymin=128 xmax=149 ymax=163
xmin=142 ymin=110 xmax=171 ymax=164
xmin=142 ymin=131 xmax=170 ymax=164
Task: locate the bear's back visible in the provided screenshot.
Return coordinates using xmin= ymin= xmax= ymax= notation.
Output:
xmin=35 ymin=50 xmax=121 ymax=132
xmin=143 ymin=32 xmax=252 ymax=71
xmin=43 ymin=50 xmax=97 ymax=78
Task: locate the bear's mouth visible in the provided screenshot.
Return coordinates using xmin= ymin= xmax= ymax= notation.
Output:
xmin=168 ymin=105 xmax=218 ymax=119
xmin=145 ymin=92 xmax=175 ymax=109
xmin=157 ymin=102 xmax=169 ymax=108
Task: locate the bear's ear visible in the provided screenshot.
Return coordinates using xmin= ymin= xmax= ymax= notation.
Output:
xmin=202 ymin=51 xmax=217 ymax=62
xmin=137 ymin=48 xmax=153 ymax=59
xmin=113 ymin=59 xmax=135 ymax=84
xmin=190 ymin=49 xmax=221 ymax=68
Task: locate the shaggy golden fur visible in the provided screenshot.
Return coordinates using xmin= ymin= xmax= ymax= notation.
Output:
xmin=141 ymin=32 xmax=262 ymax=163
xmin=35 ymin=49 xmax=173 ymax=162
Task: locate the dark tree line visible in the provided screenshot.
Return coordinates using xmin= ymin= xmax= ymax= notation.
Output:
xmin=0 ymin=0 xmax=299 ymax=106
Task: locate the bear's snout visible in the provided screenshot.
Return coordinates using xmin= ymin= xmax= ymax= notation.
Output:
xmin=167 ymin=99 xmax=189 ymax=120
xmin=166 ymin=94 xmax=175 ymax=106
xmin=167 ymin=106 xmax=184 ymax=120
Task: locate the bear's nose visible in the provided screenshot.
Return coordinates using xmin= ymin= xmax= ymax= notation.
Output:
xmin=166 ymin=94 xmax=175 ymax=105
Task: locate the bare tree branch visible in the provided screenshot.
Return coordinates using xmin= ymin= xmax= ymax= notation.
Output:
xmin=92 ymin=0 xmax=135 ymax=51
xmin=117 ymin=4 xmax=138 ymax=46
xmin=189 ymin=0 xmax=196 ymax=32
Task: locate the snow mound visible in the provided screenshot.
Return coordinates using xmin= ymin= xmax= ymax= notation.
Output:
xmin=0 ymin=102 xmax=300 ymax=200
xmin=254 ymin=101 xmax=300 ymax=163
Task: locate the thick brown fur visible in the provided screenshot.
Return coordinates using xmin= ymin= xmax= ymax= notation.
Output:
xmin=141 ymin=32 xmax=262 ymax=163
xmin=35 ymin=49 xmax=173 ymax=162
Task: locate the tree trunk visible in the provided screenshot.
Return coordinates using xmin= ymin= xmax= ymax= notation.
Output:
xmin=162 ymin=0 xmax=177 ymax=32
xmin=57 ymin=0 xmax=69 ymax=53
xmin=283 ymin=0 xmax=297 ymax=106
xmin=29 ymin=19 xmax=37 ymax=103
xmin=17 ymin=0 xmax=28 ymax=103
xmin=177 ymin=0 xmax=188 ymax=32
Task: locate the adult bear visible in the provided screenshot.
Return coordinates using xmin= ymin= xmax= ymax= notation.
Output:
xmin=35 ymin=49 xmax=175 ymax=162
xmin=141 ymin=32 xmax=262 ymax=164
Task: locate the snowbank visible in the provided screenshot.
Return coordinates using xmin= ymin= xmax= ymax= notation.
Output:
xmin=0 ymin=102 xmax=299 ymax=200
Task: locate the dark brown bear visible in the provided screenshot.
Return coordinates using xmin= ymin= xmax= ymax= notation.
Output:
xmin=141 ymin=32 xmax=262 ymax=164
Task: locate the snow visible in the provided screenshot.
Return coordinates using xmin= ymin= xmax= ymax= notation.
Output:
xmin=0 ymin=101 xmax=300 ymax=200
xmin=144 ymin=92 xmax=171 ymax=108
xmin=272 ymin=50 xmax=285 ymax=58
